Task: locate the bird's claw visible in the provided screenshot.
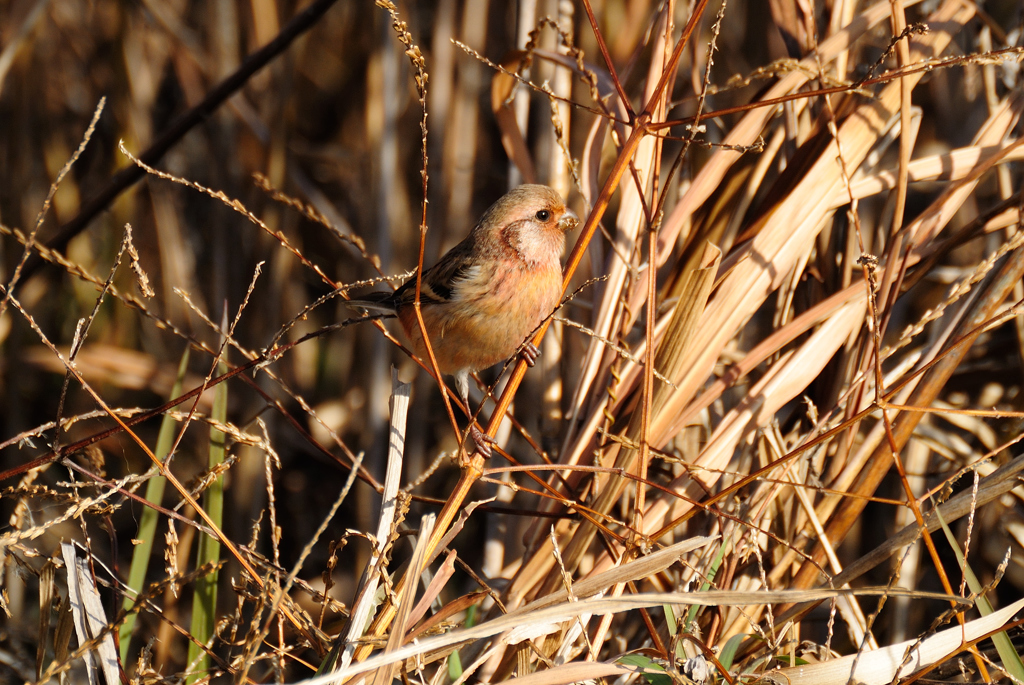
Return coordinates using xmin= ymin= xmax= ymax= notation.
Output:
xmin=469 ymin=425 xmax=496 ymax=458
xmin=520 ymin=342 xmax=540 ymax=367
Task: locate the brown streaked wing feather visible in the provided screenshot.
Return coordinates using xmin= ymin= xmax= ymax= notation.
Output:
xmin=396 ymin=243 xmax=476 ymax=307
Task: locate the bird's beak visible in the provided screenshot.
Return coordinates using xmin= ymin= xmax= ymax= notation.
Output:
xmin=559 ymin=208 xmax=579 ymax=233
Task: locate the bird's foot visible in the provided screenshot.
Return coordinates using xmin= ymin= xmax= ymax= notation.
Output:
xmin=520 ymin=342 xmax=540 ymax=367
xmin=469 ymin=425 xmax=496 ymax=458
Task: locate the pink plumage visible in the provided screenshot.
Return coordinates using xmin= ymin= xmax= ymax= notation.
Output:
xmin=351 ymin=184 xmax=578 ymax=415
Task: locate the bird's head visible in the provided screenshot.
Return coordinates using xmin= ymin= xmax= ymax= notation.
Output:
xmin=480 ymin=184 xmax=578 ymax=266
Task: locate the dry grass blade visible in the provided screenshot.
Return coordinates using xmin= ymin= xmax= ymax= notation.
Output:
xmin=369 ymin=513 xmax=435 ymax=685
xmin=61 ymin=543 xmax=120 ymax=685
xmin=314 ymin=588 xmax=970 ymax=683
xmin=777 ymin=597 xmax=1024 ymax=684
xmin=489 ymin=660 xmax=643 ymax=685
xmin=525 ymin=244 xmax=721 ymax=597
xmin=334 ymin=372 xmax=411 ymax=673
xmin=795 ymin=238 xmax=1024 ymax=588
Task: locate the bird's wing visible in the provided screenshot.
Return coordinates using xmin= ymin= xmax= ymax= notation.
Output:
xmin=395 ymin=245 xmax=479 ymax=307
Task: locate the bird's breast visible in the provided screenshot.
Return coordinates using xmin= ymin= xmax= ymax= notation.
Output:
xmin=399 ymin=262 xmax=562 ymax=375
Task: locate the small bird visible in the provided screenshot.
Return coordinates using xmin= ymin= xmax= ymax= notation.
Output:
xmin=350 ymin=184 xmax=578 ymax=454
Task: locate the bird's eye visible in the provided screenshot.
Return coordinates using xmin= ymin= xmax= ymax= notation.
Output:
xmin=535 ymin=209 xmax=552 ymax=221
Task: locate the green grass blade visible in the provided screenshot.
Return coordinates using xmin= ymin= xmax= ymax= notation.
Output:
xmin=684 ymin=534 xmax=730 ymax=630
xmin=119 ymin=348 xmax=190 ymax=663
xmin=718 ymin=632 xmax=745 ymax=671
xmin=186 ymin=357 xmax=228 ymax=683
xmin=936 ymin=507 xmax=1024 ymax=680
xmin=618 ymin=654 xmax=672 ymax=685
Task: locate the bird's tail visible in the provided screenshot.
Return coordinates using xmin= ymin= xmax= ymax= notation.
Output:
xmin=346 ymin=290 xmax=398 ymax=315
